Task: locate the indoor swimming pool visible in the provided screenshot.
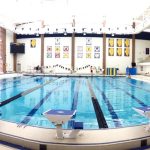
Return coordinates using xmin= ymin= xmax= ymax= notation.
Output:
xmin=0 ymin=75 xmax=150 ymax=129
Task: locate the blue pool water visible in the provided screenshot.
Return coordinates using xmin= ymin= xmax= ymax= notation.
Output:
xmin=0 ymin=76 xmax=150 ymax=129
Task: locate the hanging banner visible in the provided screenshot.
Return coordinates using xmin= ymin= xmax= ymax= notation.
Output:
xmin=108 ymin=38 xmax=114 ymax=47
xmin=77 ymin=46 xmax=83 ymax=52
xmin=55 ymin=53 xmax=60 ymax=58
xmin=31 ymin=39 xmax=36 ymax=48
xmin=47 ymin=53 xmax=52 ymax=58
xmin=94 ymin=46 xmax=100 ymax=52
xmin=124 ymin=39 xmax=130 ymax=47
xmin=117 ymin=48 xmax=122 ymax=56
xmin=86 ymin=53 xmax=91 ymax=58
xmin=77 ymin=53 xmax=83 ymax=58
xmin=117 ymin=39 xmax=122 ymax=47
xmin=124 ymin=48 xmax=130 ymax=56
xmin=63 ymin=46 xmax=69 ymax=52
xmin=63 ymin=53 xmax=69 ymax=58
xmin=108 ymin=48 xmax=114 ymax=56
xmin=86 ymin=46 xmax=92 ymax=52
xmin=94 ymin=53 xmax=100 ymax=58
xmin=55 ymin=46 xmax=60 ymax=52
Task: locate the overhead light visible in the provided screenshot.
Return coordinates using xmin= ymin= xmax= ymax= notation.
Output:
xmin=82 ymin=28 xmax=86 ymax=35
xmin=64 ymin=28 xmax=67 ymax=35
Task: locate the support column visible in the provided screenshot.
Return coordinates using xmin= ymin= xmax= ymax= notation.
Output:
xmin=132 ymin=34 xmax=135 ymax=64
xmin=41 ymin=34 xmax=44 ymax=72
xmin=71 ymin=33 xmax=75 ymax=72
xmin=103 ymin=34 xmax=106 ymax=75
xmin=13 ymin=33 xmax=17 ymax=72
xmin=0 ymin=27 xmax=6 ymax=73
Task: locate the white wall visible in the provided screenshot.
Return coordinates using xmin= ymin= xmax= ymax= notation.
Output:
xmin=5 ymin=35 xmax=149 ymax=74
xmin=135 ymin=39 xmax=150 ymax=74
xmin=106 ymin=38 xmax=132 ymax=74
xmin=6 ymin=30 xmax=14 ymax=72
xmin=17 ymin=38 xmax=41 ymax=72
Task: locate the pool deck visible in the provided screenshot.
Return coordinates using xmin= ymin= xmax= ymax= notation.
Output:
xmin=0 ymin=73 xmax=150 ymax=149
xmin=1 ymin=120 xmax=150 ymax=150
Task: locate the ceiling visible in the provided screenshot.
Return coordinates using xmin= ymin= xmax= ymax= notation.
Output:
xmin=0 ymin=0 xmax=150 ymax=35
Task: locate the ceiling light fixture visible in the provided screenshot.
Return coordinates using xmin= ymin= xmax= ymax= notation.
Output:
xmin=64 ymin=28 xmax=67 ymax=35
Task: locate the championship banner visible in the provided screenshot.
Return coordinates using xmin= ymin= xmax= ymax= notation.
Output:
xmin=55 ymin=46 xmax=60 ymax=52
xmin=47 ymin=46 xmax=52 ymax=52
xmin=108 ymin=38 xmax=114 ymax=47
xmin=55 ymin=53 xmax=60 ymax=58
xmin=117 ymin=48 xmax=122 ymax=56
xmin=86 ymin=53 xmax=91 ymax=58
xmin=77 ymin=46 xmax=83 ymax=52
xmin=108 ymin=48 xmax=114 ymax=56
xmin=77 ymin=53 xmax=83 ymax=58
xmin=63 ymin=53 xmax=69 ymax=58
xmin=47 ymin=53 xmax=52 ymax=58
xmin=94 ymin=46 xmax=100 ymax=52
xmin=63 ymin=46 xmax=69 ymax=52
xmin=86 ymin=46 xmax=92 ymax=52
xmin=31 ymin=39 xmax=36 ymax=48
xmin=124 ymin=39 xmax=130 ymax=47
xmin=117 ymin=39 xmax=122 ymax=47
xmin=94 ymin=53 xmax=100 ymax=58
xmin=124 ymin=48 xmax=130 ymax=56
